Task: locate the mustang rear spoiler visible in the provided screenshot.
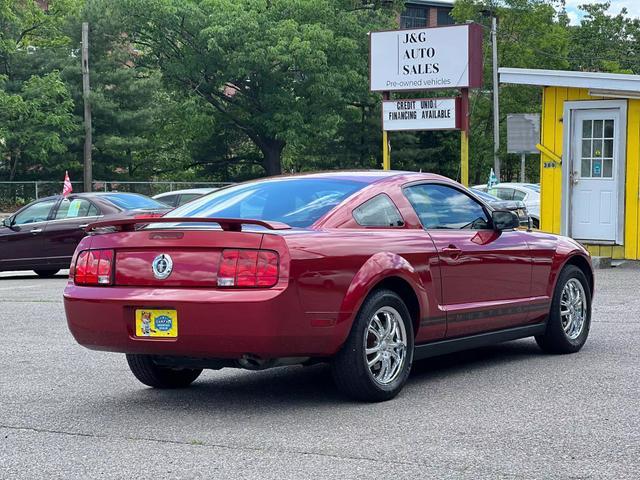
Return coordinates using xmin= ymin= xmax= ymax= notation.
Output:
xmin=85 ymin=217 xmax=292 ymax=233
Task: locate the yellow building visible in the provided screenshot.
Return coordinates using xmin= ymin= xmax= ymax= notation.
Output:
xmin=500 ymin=68 xmax=640 ymax=260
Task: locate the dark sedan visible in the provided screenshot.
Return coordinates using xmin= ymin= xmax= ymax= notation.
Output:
xmin=0 ymin=193 xmax=169 ymax=277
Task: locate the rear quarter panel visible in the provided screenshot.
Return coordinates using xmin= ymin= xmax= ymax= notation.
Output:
xmin=283 ymin=228 xmax=444 ymax=354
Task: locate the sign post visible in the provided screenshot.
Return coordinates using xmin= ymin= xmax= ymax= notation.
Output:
xmin=460 ymin=88 xmax=470 ymax=186
xmin=382 ymin=92 xmax=391 ymax=170
xmin=370 ymin=23 xmax=483 ymax=182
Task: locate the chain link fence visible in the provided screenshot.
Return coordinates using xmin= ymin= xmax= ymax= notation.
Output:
xmin=0 ymin=181 xmax=233 ymax=212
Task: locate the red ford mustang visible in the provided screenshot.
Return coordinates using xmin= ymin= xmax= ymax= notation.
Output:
xmin=64 ymin=171 xmax=593 ymax=401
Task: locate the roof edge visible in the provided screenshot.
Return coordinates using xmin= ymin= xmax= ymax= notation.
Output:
xmin=499 ymin=67 xmax=640 ymax=93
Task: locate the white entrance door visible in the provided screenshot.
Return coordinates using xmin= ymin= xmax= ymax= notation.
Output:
xmin=570 ymin=109 xmax=620 ymax=242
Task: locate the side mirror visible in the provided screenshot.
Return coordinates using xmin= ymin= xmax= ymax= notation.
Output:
xmin=492 ymin=210 xmax=520 ymax=231
xmin=1 ymin=217 xmax=12 ymax=228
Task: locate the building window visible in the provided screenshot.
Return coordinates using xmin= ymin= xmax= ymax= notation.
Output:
xmin=400 ymin=6 xmax=430 ymax=29
xmin=437 ymin=8 xmax=455 ymax=25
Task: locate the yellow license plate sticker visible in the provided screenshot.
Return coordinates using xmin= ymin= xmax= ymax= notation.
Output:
xmin=135 ymin=309 xmax=178 ymax=338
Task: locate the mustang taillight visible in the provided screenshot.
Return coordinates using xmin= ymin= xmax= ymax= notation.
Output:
xmin=74 ymin=249 xmax=115 ymax=286
xmin=217 ymin=249 xmax=279 ymax=288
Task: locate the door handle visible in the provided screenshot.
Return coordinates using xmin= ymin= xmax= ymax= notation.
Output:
xmin=30 ymin=228 xmax=43 ymax=234
xmin=442 ymin=245 xmax=462 ymax=258
xmin=78 ymin=224 xmax=89 ymax=229
xmin=571 ymin=170 xmax=579 ymax=185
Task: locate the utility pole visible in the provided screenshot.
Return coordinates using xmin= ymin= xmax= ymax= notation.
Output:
xmin=82 ymin=22 xmax=92 ymax=192
xmin=491 ymin=15 xmax=500 ymax=181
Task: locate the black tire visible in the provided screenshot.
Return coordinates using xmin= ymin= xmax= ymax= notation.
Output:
xmin=331 ymin=289 xmax=414 ymax=402
xmin=536 ymin=265 xmax=592 ymax=354
xmin=126 ymin=354 xmax=202 ymax=388
xmin=532 ymin=218 xmax=540 ymax=229
xmin=34 ymin=269 xmax=60 ymax=278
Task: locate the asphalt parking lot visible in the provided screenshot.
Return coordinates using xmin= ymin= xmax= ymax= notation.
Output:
xmin=1 ymin=267 xmax=639 ymax=479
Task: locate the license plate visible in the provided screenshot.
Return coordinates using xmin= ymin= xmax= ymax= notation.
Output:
xmin=135 ymin=309 xmax=178 ymax=338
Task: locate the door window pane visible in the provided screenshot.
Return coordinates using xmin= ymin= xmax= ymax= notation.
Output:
xmin=581 ymin=158 xmax=591 ymax=177
xmin=604 ymin=139 xmax=613 ymax=158
xmin=404 ymin=184 xmax=490 ymax=230
xmin=603 ymin=159 xmax=613 ymax=178
xmin=582 ymin=140 xmax=591 ymax=157
xmin=593 ymin=120 xmax=603 ymax=137
xmin=592 ymin=139 xmax=603 ymax=158
xmin=496 ymin=188 xmax=514 ymax=200
xmin=54 ymin=198 xmax=97 ymax=219
xmin=604 ymin=120 xmax=614 ymax=138
xmin=13 ymin=199 xmax=57 ymax=225
xmin=582 ymin=120 xmax=592 ymax=137
xmin=177 ymin=194 xmax=202 ymax=206
xmin=592 ymin=159 xmax=603 ymax=177
xmin=157 ymin=194 xmax=179 ymax=207
xmin=513 ymin=190 xmax=526 ymax=201
xmin=353 ymin=194 xmax=404 ymax=227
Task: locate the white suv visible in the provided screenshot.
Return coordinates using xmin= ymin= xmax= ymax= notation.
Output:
xmin=473 ymin=183 xmax=541 ymax=228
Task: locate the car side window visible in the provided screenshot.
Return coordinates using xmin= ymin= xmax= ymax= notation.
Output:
xmin=353 ymin=194 xmax=404 ymax=227
xmin=54 ymin=198 xmax=100 ymax=220
xmin=158 ymin=194 xmax=179 ymax=207
xmin=13 ymin=199 xmax=58 ymax=225
xmin=513 ymin=190 xmax=526 ymax=201
xmin=496 ymin=188 xmax=515 ymax=200
xmin=404 ymin=184 xmax=491 ymax=230
xmin=177 ymin=194 xmax=201 ymax=206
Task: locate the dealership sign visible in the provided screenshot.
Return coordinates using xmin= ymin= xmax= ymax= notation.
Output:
xmin=370 ymin=24 xmax=483 ymax=92
xmin=383 ymin=98 xmax=460 ymax=131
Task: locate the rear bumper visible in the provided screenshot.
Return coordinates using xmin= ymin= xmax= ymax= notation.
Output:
xmin=64 ymin=283 xmax=339 ymax=358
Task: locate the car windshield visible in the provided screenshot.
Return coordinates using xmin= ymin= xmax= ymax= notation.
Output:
xmin=169 ymin=177 xmax=368 ymax=228
xmin=101 ymin=193 xmax=166 ymax=211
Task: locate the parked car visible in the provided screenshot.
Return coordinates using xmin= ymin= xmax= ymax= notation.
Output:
xmin=473 ymin=183 xmax=541 ymax=228
xmin=153 ymin=188 xmax=218 ymax=208
xmin=0 ymin=193 xmax=170 ymax=277
xmin=64 ymin=171 xmax=592 ymax=402
xmin=470 ymin=188 xmax=531 ymax=227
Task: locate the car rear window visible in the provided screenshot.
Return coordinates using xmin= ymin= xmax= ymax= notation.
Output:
xmin=101 ymin=194 xmax=166 ymax=211
xmin=169 ymin=178 xmax=368 ymax=228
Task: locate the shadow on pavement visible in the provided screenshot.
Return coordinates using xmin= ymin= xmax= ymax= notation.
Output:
xmin=83 ymin=340 xmax=542 ymax=413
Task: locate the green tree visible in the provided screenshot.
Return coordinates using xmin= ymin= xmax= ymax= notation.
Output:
xmin=0 ymin=72 xmax=78 ymax=181
xmin=567 ymin=2 xmax=640 ymax=74
xmin=0 ymin=0 xmax=82 ymax=182
xmin=98 ymin=0 xmax=400 ymax=175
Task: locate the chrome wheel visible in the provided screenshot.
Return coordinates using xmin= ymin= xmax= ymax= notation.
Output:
xmin=364 ymin=306 xmax=408 ymax=385
xmin=560 ymin=278 xmax=587 ymax=340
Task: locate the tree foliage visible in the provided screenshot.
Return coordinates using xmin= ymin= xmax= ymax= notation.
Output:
xmin=1 ymin=0 xmax=638 ymax=186
xmin=101 ymin=0 xmax=401 ymax=175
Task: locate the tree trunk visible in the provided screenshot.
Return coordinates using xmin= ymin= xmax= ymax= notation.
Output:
xmin=8 ymin=150 xmax=19 ymax=201
xmin=8 ymin=150 xmax=19 ymax=182
xmin=259 ymin=138 xmax=285 ymax=176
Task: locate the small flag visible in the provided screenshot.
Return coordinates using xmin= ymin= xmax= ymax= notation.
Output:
xmin=62 ymin=171 xmax=73 ymax=197
xmin=487 ymin=168 xmax=498 ymax=189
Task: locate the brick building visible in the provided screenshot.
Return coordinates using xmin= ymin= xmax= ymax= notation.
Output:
xmin=400 ymin=1 xmax=455 ymax=28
